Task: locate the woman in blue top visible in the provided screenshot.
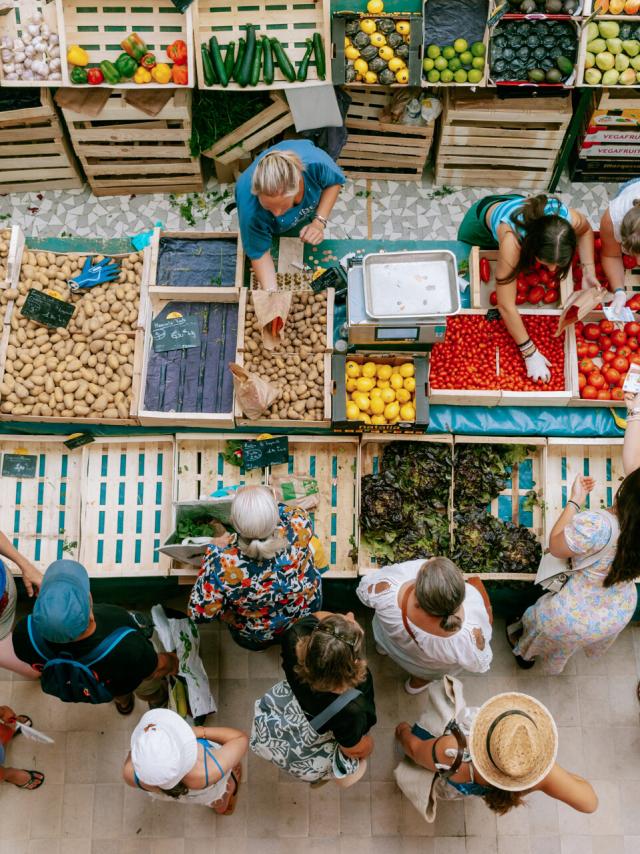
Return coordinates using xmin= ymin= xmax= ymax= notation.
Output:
xmin=235 ymin=140 xmax=345 ymax=290
xmin=458 ymin=194 xmax=596 ymax=382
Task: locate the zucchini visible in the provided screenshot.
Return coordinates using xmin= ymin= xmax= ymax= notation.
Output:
xmin=232 ymin=38 xmax=246 ymax=82
xmin=200 ymin=43 xmax=217 ymax=86
xmin=224 ymin=41 xmax=236 ymax=79
xmin=238 ymin=24 xmax=257 ymax=87
xmin=261 ymin=36 xmax=273 ymax=85
xmin=297 ymin=39 xmax=313 ymax=82
xmin=250 ymin=33 xmax=262 ymax=86
xmin=271 ymin=38 xmax=296 ymax=82
xmin=312 ymin=33 xmax=325 ymax=80
xmin=209 ymin=35 xmax=228 ymax=86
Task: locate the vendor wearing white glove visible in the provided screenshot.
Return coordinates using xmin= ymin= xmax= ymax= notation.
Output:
xmin=235 ymin=141 xmax=345 ymax=291
xmin=599 ymin=179 xmax=640 ymax=318
xmin=520 ymin=339 xmax=551 ymax=384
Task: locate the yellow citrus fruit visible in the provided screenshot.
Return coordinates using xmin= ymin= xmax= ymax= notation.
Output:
xmin=354 ymin=58 xmax=369 ymax=74
xmin=356 ymin=377 xmax=375 ymax=393
xmin=403 ymin=376 xmax=416 ymax=393
xmin=345 ymin=36 xmax=351 ymax=46
xmin=395 ymin=68 xmax=409 ymax=84
xmin=379 ymin=46 xmax=394 ymax=61
xmin=370 ymin=387 xmax=383 ymax=399
xmin=399 ymin=363 xmax=415 ymax=378
xmin=396 ymin=20 xmax=410 ymax=34
xmin=377 ymin=380 xmax=390 ymax=389
xmin=376 ymin=364 xmax=392 ymax=380
xmin=353 ymin=392 xmax=370 ymax=412
xmin=388 ymin=57 xmax=405 ymax=72
xmin=400 ymin=403 xmax=416 ymax=421
xmin=396 ymin=387 xmax=411 ymax=403
xmin=381 ymin=387 xmax=396 ymax=403
xmin=384 ymin=401 xmax=400 ymax=420
xmin=359 ymin=412 xmax=372 ymax=424
xmin=371 ymin=414 xmax=386 ymax=425
xmin=367 ymin=0 xmax=384 ymax=12
xmin=364 ymin=70 xmax=378 ymax=83
xmin=370 ymin=32 xmax=386 ymax=47
xmin=360 ymin=18 xmax=377 ymax=34
xmin=346 ymin=378 xmax=358 ymax=392
xmin=362 ymin=362 xmax=377 ymax=378
xmin=390 ymin=373 xmax=404 ymax=390
xmin=346 ymin=361 xmax=360 ymax=378
xmin=370 ymin=397 xmax=385 ymax=415
xmin=346 ymin=401 xmax=360 ymax=420
xmin=345 ymin=45 xmax=360 ymax=60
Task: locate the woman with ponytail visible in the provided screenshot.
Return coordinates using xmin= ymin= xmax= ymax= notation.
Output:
xmin=458 ymin=193 xmax=596 ymax=382
xmin=599 ymin=178 xmax=640 ymax=317
xmin=188 ymin=486 xmax=325 ymax=650
xmin=235 ymin=141 xmax=345 ymax=290
xmin=357 ymin=557 xmax=493 ymax=694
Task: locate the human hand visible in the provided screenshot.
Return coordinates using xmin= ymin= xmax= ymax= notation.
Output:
xmin=610 ymin=289 xmax=628 ymax=321
xmin=581 ymin=268 xmax=601 ymax=290
xmin=395 ymin=722 xmax=411 ymax=741
xmin=299 ymin=220 xmax=325 ymax=246
xmin=0 ymin=706 xmax=16 ymax=725
xmin=212 ymin=533 xmax=233 ymax=548
xmin=19 ymin=561 xmax=42 ymax=598
xmin=524 ymin=349 xmax=551 ymax=383
xmin=625 ymin=391 xmax=640 ymax=414
xmin=570 ymin=475 xmax=595 ymax=506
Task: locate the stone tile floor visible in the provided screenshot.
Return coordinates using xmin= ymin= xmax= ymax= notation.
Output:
xmin=0 ymin=610 xmax=639 ymax=854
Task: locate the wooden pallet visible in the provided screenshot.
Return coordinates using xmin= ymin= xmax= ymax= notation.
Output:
xmin=60 ymin=0 xmax=194 ymax=89
xmin=434 ymin=90 xmax=572 ymax=191
xmin=61 ymin=91 xmax=202 ymax=196
xmin=0 ymin=89 xmax=82 ymax=193
xmin=338 ymin=86 xmax=435 ymax=181
xmin=0 ymin=1 xmax=66 ymax=87
xmin=193 ymin=0 xmax=330 ymax=91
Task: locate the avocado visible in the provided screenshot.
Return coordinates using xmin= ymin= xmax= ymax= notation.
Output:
xmin=360 ymin=44 xmax=378 ymax=61
xmin=545 ymin=67 xmax=562 ymax=82
xmin=556 ymin=55 xmax=573 ymax=75
xmin=528 ymin=68 xmax=545 ymax=82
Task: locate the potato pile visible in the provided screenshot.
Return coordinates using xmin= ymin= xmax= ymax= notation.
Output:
xmin=0 ymin=228 xmax=11 ymax=319
xmin=241 ymin=291 xmax=327 ymax=422
xmin=249 ymin=272 xmax=313 ymax=291
xmin=0 ymin=250 xmax=141 ymax=419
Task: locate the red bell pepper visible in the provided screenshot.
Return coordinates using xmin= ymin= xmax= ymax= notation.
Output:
xmin=87 ymin=67 xmax=104 ymax=85
xmin=167 ymin=39 xmax=188 ymax=65
xmin=479 ymin=257 xmax=491 ymax=283
xmin=171 ymin=64 xmax=188 ymax=85
xmin=140 ymin=53 xmax=156 ymax=69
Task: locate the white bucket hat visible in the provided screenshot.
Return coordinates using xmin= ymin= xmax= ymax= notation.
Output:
xmin=130 ymin=709 xmax=198 ymax=789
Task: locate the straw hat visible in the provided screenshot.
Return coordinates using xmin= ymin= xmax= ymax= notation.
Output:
xmin=468 ymin=692 xmax=558 ymax=791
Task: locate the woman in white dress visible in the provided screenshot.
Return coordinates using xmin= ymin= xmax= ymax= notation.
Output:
xmin=357 ymin=557 xmax=493 ymax=693
xmin=600 ymin=177 xmax=640 ymax=316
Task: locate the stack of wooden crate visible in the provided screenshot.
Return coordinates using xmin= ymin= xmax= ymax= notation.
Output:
xmin=570 ymin=90 xmax=640 ymax=183
xmin=338 ymin=87 xmax=436 ymax=181
xmin=61 ymin=91 xmax=203 ymax=197
xmin=0 ymin=89 xmax=82 ymax=194
xmin=434 ymin=90 xmax=572 ymax=191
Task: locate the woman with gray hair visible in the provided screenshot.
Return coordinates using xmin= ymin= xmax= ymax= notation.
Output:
xmin=188 ymin=485 xmax=325 ymax=650
xmin=357 ymin=558 xmax=493 ymax=693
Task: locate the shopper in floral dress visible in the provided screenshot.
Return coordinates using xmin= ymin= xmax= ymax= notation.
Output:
xmin=188 ymin=485 xmax=324 ymax=650
xmin=508 ymin=391 xmax=640 ymax=674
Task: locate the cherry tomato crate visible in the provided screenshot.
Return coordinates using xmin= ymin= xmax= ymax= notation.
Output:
xmin=570 ymin=311 xmax=640 ymax=407
xmin=469 ymin=247 xmax=573 ymax=310
xmin=0 ymin=0 xmax=66 ymax=87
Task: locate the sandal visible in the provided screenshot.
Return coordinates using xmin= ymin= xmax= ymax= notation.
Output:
xmin=222 ymin=765 xmax=242 ymax=816
xmin=505 ymin=623 xmax=535 ymax=670
xmin=114 ymin=695 xmax=135 ymax=716
xmin=636 ymin=680 xmax=640 ymax=705
xmin=14 ymin=770 xmax=44 ymax=791
xmin=404 ymin=677 xmax=431 ymax=695
xmin=12 ymin=715 xmax=33 ymax=737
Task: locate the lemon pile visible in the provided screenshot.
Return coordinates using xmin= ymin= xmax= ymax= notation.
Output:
xmin=345 ymin=360 xmax=416 ymax=425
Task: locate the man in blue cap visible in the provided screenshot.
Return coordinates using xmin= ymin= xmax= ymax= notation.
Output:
xmin=12 ymin=560 xmax=178 ymax=715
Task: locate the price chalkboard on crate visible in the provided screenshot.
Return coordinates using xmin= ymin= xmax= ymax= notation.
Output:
xmin=64 ymin=433 xmax=95 ymax=451
xmin=152 ymin=316 xmax=201 ymax=353
xmin=1 ymin=453 xmax=37 ymax=479
xmin=21 ymin=290 xmax=75 ymax=329
xmin=243 ymin=436 xmax=290 ymax=471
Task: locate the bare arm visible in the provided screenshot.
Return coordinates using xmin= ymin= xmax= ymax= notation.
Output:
xmin=340 ymin=733 xmax=374 ymax=760
xmin=534 ymin=763 xmax=598 ymax=814
xmin=495 ymin=232 xmax=530 ymax=346
xmin=600 ymin=208 xmax=626 ymax=293
xmin=194 ymin=726 xmax=248 ymax=777
xmin=0 ymin=531 xmax=42 ymax=597
xmin=395 ymin=722 xmax=437 ymax=768
xmin=251 ymin=251 xmax=278 ymax=291
xmin=299 ymin=183 xmax=343 ymax=246
xmin=571 ymin=210 xmax=598 ymax=288
xmin=549 ymin=475 xmax=594 ymax=558
xmin=623 ymin=392 xmax=640 ymax=476
xmin=149 ymin=651 xmax=179 ymax=680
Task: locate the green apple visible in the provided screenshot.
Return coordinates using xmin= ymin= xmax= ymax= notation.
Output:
xmin=598 ymin=21 xmax=620 ymax=40
xmin=453 ymin=68 xmax=468 ymax=82
xmin=601 ymin=68 xmax=620 ymax=84
xmin=448 ymin=57 xmax=462 ymax=71
xmin=459 ymin=50 xmax=473 ymax=67
xmin=472 ymin=56 xmax=485 ymax=70
xmin=427 ymin=69 xmax=441 ymax=82
xmin=422 ymin=57 xmax=435 ymax=72
xmin=453 ymin=38 xmax=468 ymax=53
xmin=442 ymin=45 xmax=456 ymax=60
xmin=467 ymin=68 xmax=483 ymax=83
xmin=587 ymin=38 xmax=606 ymax=54
xmin=584 ymin=67 xmax=602 ymax=84
xmin=584 ymin=51 xmax=595 ymax=69
xmin=434 ymin=55 xmax=448 ymax=70
xmin=619 ymin=68 xmax=636 ymax=84
xmin=616 ymin=53 xmax=630 ymax=71
xmin=440 ymin=68 xmax=454 ymax=82
xmin=622 ymin=40 xmax=640 ymax=57
xmin=471 ymin=41 xmax=485 ymax=57
xmin=595 ymin=51 xmax=615 ymax=70
xmin=427 ymin=44 xmax=441 ymax=59
xmin=606 ymin=38 xmax=623 ymax=55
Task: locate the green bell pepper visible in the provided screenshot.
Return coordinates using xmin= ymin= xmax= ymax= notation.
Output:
xmin=115 ymin=52 xmax=137 ymax=78
xmin=70 ymin=66 xmax=88 ymax=85
xmin=99 ymin=60 xmax=121 ymax=85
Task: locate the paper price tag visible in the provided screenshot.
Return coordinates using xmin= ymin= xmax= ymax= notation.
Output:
xmin=623 ymin=364 xmax=640 ymax=394
xmin=603 ymin=305 xmax=634 ymax=323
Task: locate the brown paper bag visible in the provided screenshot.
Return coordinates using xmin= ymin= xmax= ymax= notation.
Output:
xmin=229 ymin=363 xmax=281 ymax=420
xmin=251 ymin=290 xmax=292 ymax=351
xmin=123 ymin=89 xmax=173 ymax=117
xmin=54 ymin=87 xmax=113 ymax=116
xmin=556 ymin=287 xmax=611 ymax=336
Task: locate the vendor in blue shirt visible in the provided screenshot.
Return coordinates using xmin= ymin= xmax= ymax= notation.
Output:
xmin=235 ymin=140 xmax=345 ymax=290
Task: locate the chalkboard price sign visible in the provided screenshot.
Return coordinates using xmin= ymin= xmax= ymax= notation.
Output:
xmin=64 ymin=433 xmax=95 ymax=450
xmin=152 ymin=316 xmax=201 ymax=352
xmin=243 ymin=436 xmax=289 ymax=471
xmin=21 ymin=289 xmax=75 ymax=329
xmin=2 ymin=453 xmax=37 ymax=479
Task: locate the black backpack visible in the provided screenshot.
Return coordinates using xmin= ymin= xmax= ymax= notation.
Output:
xmin=27 ymin=615 xmax=135 ymax=704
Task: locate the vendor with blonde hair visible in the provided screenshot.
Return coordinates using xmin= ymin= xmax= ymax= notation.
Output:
xmin=235 ymin=140 xmax=345 ymax=290
xmin=188 ymin=485 xmax=326 ymax=650
xmin=599 ymin=178 xmax=640 ymax=316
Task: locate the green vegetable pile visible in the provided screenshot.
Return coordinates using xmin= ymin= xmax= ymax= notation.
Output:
xmin=453 ymin=444 xmax=530 ymax=511
xmin=451 ymin=511 xmax=541 ymax=575
xmin=174 ymin=515 xmax=222 ymax=540
xmin=189 ymin=89 xmax=273 ymax=157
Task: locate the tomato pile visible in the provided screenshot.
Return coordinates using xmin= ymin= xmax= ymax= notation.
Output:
xmin=481 ymin=257 xmax=562 ymax=307
xmin=430 ymin=315 xmax=565 ymax=391
xmin=576 ymin=318 xmax=640 ymax=400
xmin=572 ymin=232 xmax=638 ymax=294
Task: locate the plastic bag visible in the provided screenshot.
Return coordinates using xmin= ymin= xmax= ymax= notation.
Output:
xmin=229 ymin=362 xmax=281 ymax=419
xmin=271 ymin=473 xmax=321 ymax=510
xmin=251 ymin=290 xmax=292 ymax=350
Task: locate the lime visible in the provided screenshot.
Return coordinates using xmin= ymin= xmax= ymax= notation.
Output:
xmin=434 ymin=55 xmax=448 ymax=70
xmin=448 ymin=56 xmax=461 ymax=71
xmin=471 ymin=41 xmax=486 ymax=57
xmin=427 ymin=68 xmax=441 ymax=82
xmin=467 ymin=68 xmax=483 ymax=83
xmin=422 ymin=57 xmax=435 ymax=71
xmin=440 ymin=68 xmax=454 ymax=82
xmin=453 ymin=38 xmax=468 ymax=53
xmin=459 ymin=50 xmax=473 ymax=67
xmin=426 ymin=44 xmax=441 ymax=59
xmin=471 ymin=56 xmax=485 ymax=70
xmin=453 ymin=68 xmax=468 ymax=83
xmin=442 ymin=45 xmax=456 ymax=60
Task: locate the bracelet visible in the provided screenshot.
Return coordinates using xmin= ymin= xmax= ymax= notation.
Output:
xmin=314 ymin=214 xmax=328 ymax=227
xmin=626 ymin=415 xmax=640 ymax=424
xmin=520 ymin=343 xmax=537 ymax=359
xmin=517 ymin=338 xmax=532 ymax=350
xmin=567 ymin=499 xmax=581 ymax=511
xmin=582 ymin=263 xmax=595 ymax=269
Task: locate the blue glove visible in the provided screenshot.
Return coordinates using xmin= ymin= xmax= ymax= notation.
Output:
xmin=69 ymin=257 xmax=120 ymax=291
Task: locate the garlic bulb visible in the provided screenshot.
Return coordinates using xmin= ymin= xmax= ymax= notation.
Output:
xmin=14 ymin=51 xmax=25 ymax=63
xmin=2 ymin=62 xmax=15 ymax=74
xmin=49 ymin=45 xmax=60 ymax=59
xmin=49 ymin=34 xmax=59 ymax=46
xmin=49 ymin=57 xmax=61 ymax=71
xmin=22 ymin=32 xmax=32 ymax=44
xmin=31 ymin=59 xmax=49 ymax=77
xmin=26 ymin=23 xmax=40 ymax=37
xmin=49 ymin=71 xmax=61 ymax=80
xmin=24 ymin=44 xmax=35 ymax=57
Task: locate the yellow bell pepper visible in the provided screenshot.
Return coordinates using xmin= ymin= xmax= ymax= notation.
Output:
xmin=150 ymin=62 xmax=172 ymax=84
xmin=133 ymin=65 xmax=152 ymax=84
xmin=67 ymin=45 xmax=89 ymax=67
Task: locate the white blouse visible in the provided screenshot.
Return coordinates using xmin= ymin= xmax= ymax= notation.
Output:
xmin=356 ymin=560 xmax=493 ymax=674
xmin=609 ymin=179 xmax=640 ymax=243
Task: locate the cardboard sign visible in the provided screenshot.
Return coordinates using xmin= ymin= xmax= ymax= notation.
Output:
xmin=1 ymin=453 xmax=37 ymax=479
xmin=242 ymin=436 xmax=289 ymax=471
xmin=21 ymin=289 xmax=75 ymax=329
xmin=603 ymin=305 xmax=635 ymax=324
xmin=152 ymin=316 xmax=200 ymax=353
xmin=64 ymin=432 xmax=95 ymax=450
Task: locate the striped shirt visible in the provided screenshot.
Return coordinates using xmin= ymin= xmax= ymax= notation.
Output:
xmin=488 ymin=196 xmax=570 ymax=242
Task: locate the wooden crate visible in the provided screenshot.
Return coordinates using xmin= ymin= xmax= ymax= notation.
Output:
xmin=0 ymin=89 xmax=82 ymax=193
xmin=577 ymin=15 xmax=640 ymax=89
xmin=338 ymin=86 xmax=435 ymax=181
xmin=135 ymin=288 xmax=244 ymax=428
xmin=0 ymin=435 xmax=82 ymax=568
xmin=146 ymin=228 xmax=244 ymax=298
xmin=469 ymin=247 xmax=572 ymax=310
xmin=60 ymin=0 xmax=194 ymax=89
xmin=434 ymin=90 xmax=572 ymax=191
xmin=544 ymin=438 xmax=624 ymax=546
xmin=0 ymin=0 xmax=66 ymax=87
xmin=193 ymin=0 xmax=330 ymax=90
xmin=61 ymin=91 xmax=202 ymax=197
xmin=79 ymin=437 xmax=174 ymax=576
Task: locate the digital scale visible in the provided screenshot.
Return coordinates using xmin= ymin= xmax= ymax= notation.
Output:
xmin=346 ymin=250 xmax=460 ymax=350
